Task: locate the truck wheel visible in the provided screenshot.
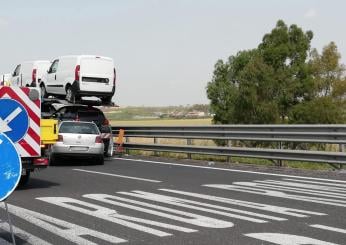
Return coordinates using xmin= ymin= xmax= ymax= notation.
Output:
xmin=18 ymin=170 xmax=31 ymax=187
xmin=49 ymin=153 xmax=56 ymax=165
xmin=66 ymin=86 xmax=75 ymax=103
xmin=41 ymin=85 xmax=48 ymax=98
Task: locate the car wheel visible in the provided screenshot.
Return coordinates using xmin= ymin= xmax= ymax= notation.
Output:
xmin=107 ymin=137 xmax=114 ymax=157
xmin=96 ymin=155 xmax=104 ymax=165
xmin=66 ymin=86 xmax=75 ymax=103
xmin=41 ymin=84 xmax=48 ymax=98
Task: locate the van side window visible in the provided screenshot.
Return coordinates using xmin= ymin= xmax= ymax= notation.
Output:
xmin=13 ymin=65 xmax=21 ymax=76
xmin=48 ymin=60 xmax=59 ymax=73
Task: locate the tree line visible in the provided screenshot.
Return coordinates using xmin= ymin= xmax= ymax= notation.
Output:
xmin=207 ymin=20 xmax=346 ymax=124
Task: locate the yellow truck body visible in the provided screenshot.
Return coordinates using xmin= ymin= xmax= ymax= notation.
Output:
xmin=41 ymin=119 xmax=58 ymax=145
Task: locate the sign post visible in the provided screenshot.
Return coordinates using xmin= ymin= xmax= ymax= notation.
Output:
xmin=0 ymin=98 xmax=28 ymax=245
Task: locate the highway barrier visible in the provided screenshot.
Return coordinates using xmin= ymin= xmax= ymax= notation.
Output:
xmin=111 ymin=125 xmax=346 ymax=167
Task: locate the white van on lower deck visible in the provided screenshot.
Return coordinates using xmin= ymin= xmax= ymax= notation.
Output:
xmin=41 ymin=55 xmax=116 ymax=104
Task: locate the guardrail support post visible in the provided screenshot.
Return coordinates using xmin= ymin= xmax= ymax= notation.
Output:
xmin=277 ymin=141 xmax=283 ymax=167
xmin=125 ymin=137 xmax=129 ymax=155
xmin=339 ymin=144 xmax=344 ymax=169
xmin=154 ymin=137 xmax=159 ymax=156
xmin=187 ymin=139 xmax=192 ymax=159
xmin=227 ymin=140 xmax=232 ymax=163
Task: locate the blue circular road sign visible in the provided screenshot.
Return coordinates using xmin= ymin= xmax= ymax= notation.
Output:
xmin=0 ymin=98 xmax=29 ymax=143
xmin=0 ymin=133 xmax=22 ymax=201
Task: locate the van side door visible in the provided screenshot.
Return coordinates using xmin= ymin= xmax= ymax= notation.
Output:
xmin=46 ymin=59 xmax=60 ymax=94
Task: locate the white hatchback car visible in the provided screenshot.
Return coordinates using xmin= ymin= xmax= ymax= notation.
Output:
xmin=50 ymin=121 xmax=104 ymax=165
xmin=41 ymin=55 xmax=116 ymax=104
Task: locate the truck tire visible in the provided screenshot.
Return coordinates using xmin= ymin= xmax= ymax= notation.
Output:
xmin=18 ymin=170 xmax=30 ymax=187
xmin=41 ymin=84 xmax=48 ymax=98
xmin=66 ymin=86 xmax=75 ymax=103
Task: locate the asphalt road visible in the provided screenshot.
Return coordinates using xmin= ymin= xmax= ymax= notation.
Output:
xmin=1 ymin=156 xmax=346 ymax=245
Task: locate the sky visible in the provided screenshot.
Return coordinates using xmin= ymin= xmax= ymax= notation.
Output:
xmin=0 ymin=0 xmax=345 ymax=106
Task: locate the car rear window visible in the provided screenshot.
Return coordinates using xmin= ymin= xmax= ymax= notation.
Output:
xmin=59 ymin=122 xmax=99 ymax=134
xmin=56 ymin=106 xmax=106 ymax=126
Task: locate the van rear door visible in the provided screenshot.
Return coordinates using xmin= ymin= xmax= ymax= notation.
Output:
xmin=79 ymin=57 xmax=114 ymax=93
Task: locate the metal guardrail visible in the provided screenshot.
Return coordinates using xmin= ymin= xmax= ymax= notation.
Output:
xmin=111 ymin=125 xmax=346 ymax=166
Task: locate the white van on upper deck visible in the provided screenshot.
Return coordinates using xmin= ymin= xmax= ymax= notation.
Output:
xmin=11 ymin=60 xmax=51 ymax=87
xmin=40 ymin=55 xmax=116 ymax=104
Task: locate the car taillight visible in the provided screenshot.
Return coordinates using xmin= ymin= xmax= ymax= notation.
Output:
xmin=113 ymin=68 xmax=116 ymax=86
xmin=95 ymin=136 xmax=102 ymax=143
xmin=32 ymin=69 xmax=37 ymax=82
xmin=103 ymin=118 xmax=109 ymax=125
xmin=58 ymin=135 xmax=63 ymax=141
xmin=75 ymin=65 xmax=80 ymax=81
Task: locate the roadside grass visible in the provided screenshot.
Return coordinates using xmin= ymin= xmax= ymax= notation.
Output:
xmin=111 ymin=118 xmax=212 ymax=126
xmin=114 ymin=118 xmax=337 ymax=171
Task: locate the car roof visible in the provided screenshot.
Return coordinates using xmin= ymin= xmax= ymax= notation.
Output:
xmin=55 ymin=105 xmax=103 ymax=112
xmin=59 ymin=120 xmax=98 ymax=125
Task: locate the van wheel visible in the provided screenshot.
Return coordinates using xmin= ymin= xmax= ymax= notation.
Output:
xmin=101 ymin=96 xmax=112 ymax=105
xmin=66 ymin=86 xmax=75 ymax=103
xmin=41 ymin=85 xmax=48 ymax=98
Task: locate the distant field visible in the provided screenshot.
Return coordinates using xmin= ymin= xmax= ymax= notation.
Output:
xmin=110 ymin=118 xmax=212 ymax=126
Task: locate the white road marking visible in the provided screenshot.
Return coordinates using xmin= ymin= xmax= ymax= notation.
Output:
xmin=73 ymin=169 xmax=161 ymax=183
xmin=255 ymin=180 xmax=346 ymax=193
xmin=232 ymin=181 xmax=346 ymax=199
xmin=160 ymin=189 xmax=325 ymax=217
xmin=282 ymin=178 xmax=346 ymax=188
xmin=2 ymin=203 xmax=127 ymax=244
xmin=84 ymin=193 xmax=235 ymax=227
xmin=37 ymin=197 xmax=195 ymax=237
xmin=205 ymin=184 xmax=346 ymax=207
xmin=310 ymin=224 xmax=346 ymax=234
xmin=114 ymin=158 xmax=346 ymax=183
xmin=0 ymin=221 xmax=52 ymax=245
xmin=245 ymin=233 xmax=339 ymax=245
xmin=115 ymin=191 xmax=285 ymax=222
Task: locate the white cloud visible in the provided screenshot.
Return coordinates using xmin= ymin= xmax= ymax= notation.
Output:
xmin=304 ymin=8 xmax=317 ymax=19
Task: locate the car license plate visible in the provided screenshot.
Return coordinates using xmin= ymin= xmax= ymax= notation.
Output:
xmin=70 ymin=146 xmax=88 ymax=151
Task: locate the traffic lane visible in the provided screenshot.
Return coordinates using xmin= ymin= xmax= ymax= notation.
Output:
xmin=101 ymin=157 xmax=346 ymax=209
xmin=110 ymin=156 xmax=346 ymax=183
xmin=11 ymin=155 xmax=346 ymax=217
xmin=17 ymin=155 xmax=345 ymax=219
xmin=4 ymin=156 xmax=346 ymax=244
xmin=5 ymin=185 xmax=346 ymax=245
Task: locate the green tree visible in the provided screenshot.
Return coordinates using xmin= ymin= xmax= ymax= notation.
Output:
xmin=207 ymin=20 xmax=315 ymax=124
xmin=289 ymin=42 xmax=346 ymax=123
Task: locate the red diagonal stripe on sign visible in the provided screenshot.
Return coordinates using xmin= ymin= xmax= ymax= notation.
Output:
xmin=0 ymin=88 xmax=40 ymax=126
xmin=19 ymin=139 xmax=39 ymax=156
xmin=27 ymin=127 xmax=40 ymax=145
